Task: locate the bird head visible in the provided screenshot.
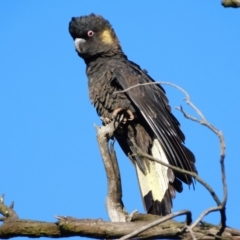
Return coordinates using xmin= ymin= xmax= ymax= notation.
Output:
xmin=69 ymin=14 xmax=121 ymax=60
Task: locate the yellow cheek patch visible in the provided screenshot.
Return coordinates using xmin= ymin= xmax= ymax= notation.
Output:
xmin=100 ymin=29 xmax=114 ymax=44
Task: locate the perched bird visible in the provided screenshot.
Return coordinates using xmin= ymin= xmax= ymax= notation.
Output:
xmin=69 ymin=14 xmax=197 ymax=215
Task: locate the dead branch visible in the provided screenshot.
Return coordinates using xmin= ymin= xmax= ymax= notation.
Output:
xmin=0 ymin=198 xmax=239 ymax=240
xmin=0 ymin=83 xmax=234 ymax=239
xmin=0 ymin=194 xmax=18 ymax=223
xmin=129 ymin=138 xmax=227 ymax=238
xmin=116 ymin=81 xmax=227 ymax=238
xmin=95 ymin=118 xmax=128 ymax=222
xmin=222 ymin=0 xmax=240 ymax=7
xmin=173 ymin=84 xmax=227 ymax=229
xmin=0 ymin=110 xmax=236 ymax=240
xmin=190 ymin=206 xmax=222 ymax=229
xmin=130 ymin=137 xmax=221 ymax=206
xmin=119 ymin=210 xmax=191 ymax=240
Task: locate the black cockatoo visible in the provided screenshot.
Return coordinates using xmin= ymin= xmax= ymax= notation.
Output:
xmin=69 ymin=14 xmax=196 ymax=215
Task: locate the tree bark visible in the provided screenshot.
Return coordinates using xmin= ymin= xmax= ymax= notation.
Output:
xmin=222 ymin=0 xmax=240 ymax=7
xmin=1 ymin=214 xmax=240 ymax=239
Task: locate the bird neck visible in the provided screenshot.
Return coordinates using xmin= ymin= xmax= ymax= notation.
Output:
xmin=84 ymin=48 xmax=127 ymax=66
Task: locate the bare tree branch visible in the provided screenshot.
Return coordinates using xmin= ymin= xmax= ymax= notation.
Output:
xmin=0 ymin=81 xmax=233 ymax=239
xmin=130 ymin=141 xmax=227 ymax=237
xmin=130 ymin=137 xmax=222 ymax=206
xmin=0 ymin=194 xmax=18 ymax=223
xmin=222 ymin=0 xmax=240 ymax=7
xmin=95 ymin=118 xmax=129 ymax=222
xmin=115 ymin=81 xmax=206 ymax=120
xmin=0 ymin=198 xmax=239 ymax=240
xmin=119 ymin=210 xmax=191 ymax=240
xmin=116 ymin=80 xmax=227 ymax=232
xmin=190 ymin=206 xmax=222 ymax=229
xmin=173 ymin=85 xmax=227 ymax=229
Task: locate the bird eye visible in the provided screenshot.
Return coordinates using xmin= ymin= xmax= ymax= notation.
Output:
xmin=87 ymin=30 xmax=94 ymax=37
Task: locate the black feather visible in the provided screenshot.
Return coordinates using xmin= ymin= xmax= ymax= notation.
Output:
xmin=69 ymin=14 xmax=197 ymax=216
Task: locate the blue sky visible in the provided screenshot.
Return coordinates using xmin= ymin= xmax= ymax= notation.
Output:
xmin=1 ymin=1 xmax=239 ymax=239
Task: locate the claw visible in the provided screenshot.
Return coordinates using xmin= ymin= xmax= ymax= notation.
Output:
xmin=122 ymin=117 xmax=128 ymax=124
xmin=112 ymin=108 xmax=135 ymax=123
xmin=114 ymin=114 xmax=124 ymax=129
xmin=126 ymin=109 xmax=134 ymax=121
xmin=112 ymin=108 xmax=124 ymax=118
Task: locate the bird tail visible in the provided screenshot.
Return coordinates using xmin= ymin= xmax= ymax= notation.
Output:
xmin=135 ymin=139 xmax=174 ymax=215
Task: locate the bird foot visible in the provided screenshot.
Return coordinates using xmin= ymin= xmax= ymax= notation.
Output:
xmin=112 ymin=108 xmax=134 ymax=124
xmin=100 ymin=108 xmax=134 ymax=127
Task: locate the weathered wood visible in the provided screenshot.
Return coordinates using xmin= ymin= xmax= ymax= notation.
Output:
xmin=222 ymin=0 xmax=240 ymax=7
xmin=0 ymin=216 xmax=240 ymax=239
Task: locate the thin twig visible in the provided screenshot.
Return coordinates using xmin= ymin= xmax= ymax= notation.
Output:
xmin=115 ymin=81 xmax=207 ymax=120
xmin=135 ymin=136 xmax=226 ymax=232
xmin=130 ymin=138 xmax=222 ymax=206
xmin=173 ymin=83 xmax=227 ymax=229
xmin=164 ymin=82 xmax=226 ymax=212
xmin=116 ymin=80 xmax=227 ymax=228
xmin=190 ymin=206 xmax=222 ymax=229
xmin=119 ymin=210 xmax=191 ymax=240
xmin=175 ymin=89 xmax=227 ymax=228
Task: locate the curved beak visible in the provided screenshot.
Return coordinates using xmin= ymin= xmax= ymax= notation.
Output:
xmin=74 ymin=38 xmax=86 ymax=53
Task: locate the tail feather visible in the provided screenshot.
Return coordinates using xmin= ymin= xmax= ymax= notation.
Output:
xmin=175 ymin=146 xmax=197 ymax=185
xmin=135 ymin=139 xmax=173 ymax=215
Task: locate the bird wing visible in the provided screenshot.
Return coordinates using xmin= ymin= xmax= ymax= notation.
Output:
xmin=112 ymin=59 xmax=196 ymax=184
